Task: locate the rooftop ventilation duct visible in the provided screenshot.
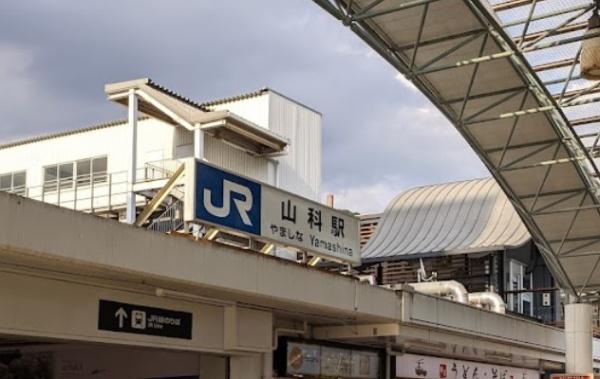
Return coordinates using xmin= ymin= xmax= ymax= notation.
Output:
xmin=408 ymin=280 xmax=468 ymax=304
xmin=468 ymin=292 xmax=506 ymax=314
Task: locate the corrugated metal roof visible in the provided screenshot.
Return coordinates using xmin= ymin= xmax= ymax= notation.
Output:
xmin=200 ymin=88 xmax=269 ymax=108
xmin=362 ymin=178 xmax=530 ymax=261
xmin=0 ymin=118 xmax=131 ymax=150
xmin=0 ymin=82 xmax=276 ymax=151
xmin=145 ymin=78 xmax=210 ymax=112
xmin=201 ymin=87 xmax=323 ymax=116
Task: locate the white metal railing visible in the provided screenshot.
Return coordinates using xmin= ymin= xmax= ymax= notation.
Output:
xmin=25 ymin=171 xmax=129 ymax=213
xmin=0 ymin=159 xmax=186 ymax=216
xmin=147 ymin=199 xmax=184 ymax=233
xmin=136 ymin=158 xmax=184 ymax=182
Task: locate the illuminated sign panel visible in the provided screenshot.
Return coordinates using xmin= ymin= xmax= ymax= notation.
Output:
xmin=278 ymin=340 xmax=380 ymax=379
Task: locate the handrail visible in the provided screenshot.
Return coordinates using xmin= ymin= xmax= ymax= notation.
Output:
xmin=135 ymin=164 xmax=186 ymax=227
xmin=1 ymin=158 xmax=187 ymax=216
xmin=147 ymin=199 xmax=184 ymax=233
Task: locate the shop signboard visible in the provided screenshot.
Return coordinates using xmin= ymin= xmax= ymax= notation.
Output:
xmin=286 ymin=342 xmax=321 ymax=376
xmin=321 ymin=346 xmax=353 ymax=377
xmin=281 ymin=340 xmax=380 ymax=379
xmin=395 ymin=353 xmax=539 ymax=379
xmin=184 ymin=159 xmax=361 ymax=264
xmin=550 ymin=375 xmax=594 ymax=379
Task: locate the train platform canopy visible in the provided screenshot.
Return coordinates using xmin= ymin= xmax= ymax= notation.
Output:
xmin=362 ymin=178 xmax=530 ymax=262
xmin=314 ymin=0 xmax=600 ymax=297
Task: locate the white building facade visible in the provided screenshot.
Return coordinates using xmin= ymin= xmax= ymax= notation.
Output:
xmin=0 ymin=79 xmax=322 ymax=229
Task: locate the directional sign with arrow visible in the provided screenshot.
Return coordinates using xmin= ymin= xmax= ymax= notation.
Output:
xmin=98 ymin=299 xmax=192 ymax=339
xmin=115 ymin=307 xmax=127 ymax=328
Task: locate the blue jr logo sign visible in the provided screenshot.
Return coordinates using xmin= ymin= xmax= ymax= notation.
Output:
xmin=195 ymin=162 xmax=261 ymax=235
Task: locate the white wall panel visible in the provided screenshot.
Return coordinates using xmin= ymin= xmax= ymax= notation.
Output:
xmin=0 ymin=91 xmax=321 ymax=204
xmin=208 ymin=91 xmax=322 ymax=200
xmin=268 ymin=92 xmax=321 ymax=201
xmin=209 ymin=94 xmax=270 ymax=128
xmin=204 ymin=135 xmax=269 ymax=182
xmin=0 ymin=119 xmax=176 ymax=190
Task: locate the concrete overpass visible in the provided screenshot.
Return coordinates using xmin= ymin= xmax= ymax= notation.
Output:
xmin=0 ymin=192 xmax=598 ymax=377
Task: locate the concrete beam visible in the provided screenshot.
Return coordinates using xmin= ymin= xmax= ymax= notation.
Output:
xmin=0 ymin=192 xmax=401 ymax=323
xmin=312 ymin=323 xmax=401 ymax=339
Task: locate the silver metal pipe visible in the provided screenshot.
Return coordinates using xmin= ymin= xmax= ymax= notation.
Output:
xmin=408 ymin=280 xmax=468 ymax=303
xmin=468 ymin=292 xmax=506 ymax=314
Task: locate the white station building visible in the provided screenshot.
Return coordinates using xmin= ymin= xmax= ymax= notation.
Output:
xmin=0 ymin=78 xmax=321 ymax=225
xmin=0 ymin=79 xmax=599 ymax=379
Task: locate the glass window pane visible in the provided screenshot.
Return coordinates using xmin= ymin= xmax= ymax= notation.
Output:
xmin=12 ymin=172 xmax=25 ymax=188
xmin=77 ymin=160 xmax=91 ymax=186
xmin=44 ymin=166 xmax=58 ymax=193
xmin=523 ymin=275 xmax=531 ymax=289
xmin=92 ymin=157 xmax=107 ymax=173
xmin=92 ymin=157 xmax=107 ymax=183
xmin=59 ymin=163 xmax=73 ymax=179
xmin=59 ymin=163 xmax=73 ymax=189
xmin=44 ymin=166 xmax=57 ymax=182
xmin=0 ymin=175 xmax=11 ymax=190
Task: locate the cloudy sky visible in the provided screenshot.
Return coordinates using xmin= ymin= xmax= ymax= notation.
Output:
xmin=0 ymin=0 xmax=488 ymax=213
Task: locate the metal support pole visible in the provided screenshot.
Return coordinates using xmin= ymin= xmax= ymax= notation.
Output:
xmin=521 ymin=4 xmax=594 ymax=50
xmin=90 ymin=176 xmax=95 ymax=214
xmin=564 ymin=302 xmax=593 ymax=374
xmin=517 ymin=0 xmax=537 ymax=48
xmin=73 ymin=181 xmax=77 ymax=210
xmin=194 ymin=125 xmax=204 ymax=160
xmin=125 ymin=89 xmax=138 ymax=224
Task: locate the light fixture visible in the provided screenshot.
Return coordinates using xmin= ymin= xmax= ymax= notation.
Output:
xmin=581 ymin=0 xmax=600 ymax=80
xmin=204 ymin=227 xmax=220 ymax=241
xmin=308 ymin=256 xmax=321 ymax=266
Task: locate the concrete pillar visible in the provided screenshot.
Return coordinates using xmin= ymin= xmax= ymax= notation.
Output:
xmin=565 ymin=302 xmax=593 ymax=373
xmin=230 ymin=354 xmax=264 ymax=379
xmin=199 ymin=354 xmax=227 ymax=379
xmin=125 ymin=89 xmax=138 ymax=224
xmin=194 ymin=127 xmax=204 ymax=160
xmin=262 ymin=351 xmax=273 ymax=379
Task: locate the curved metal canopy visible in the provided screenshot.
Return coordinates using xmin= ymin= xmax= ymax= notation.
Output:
xmin=313 ymin=0 xmax=600 ymax=297
xmin=362 ymin=178 xmax=530 ymax=260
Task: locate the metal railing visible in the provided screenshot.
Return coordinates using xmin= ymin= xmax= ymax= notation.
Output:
xmin=24 ymin=171 xmax=129 ymax=213
xmin=147 ymin=199 xmax=184 ymax=233
xmin=1 ymin=159 xmax=187 ymax=215
xmin=136 ymin=159 xmax=183 ymax=182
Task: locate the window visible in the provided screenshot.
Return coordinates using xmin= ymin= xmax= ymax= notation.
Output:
xmin=76 ymin=159 xmax=91 ymax=186
xmin=44 ymin=156 xmax=107 ymax=192
xmin=0 ymin=171 xmax=26 ymax=195
xmin=43 ymin=166 xmax=58 ymax=193
xmin=59 ymin=163 xmax=73 ymax=190
xmin=506 ymin=259 xmax=533 ymax=316
xmin=92 ymin=157 xmax=107 ymax=183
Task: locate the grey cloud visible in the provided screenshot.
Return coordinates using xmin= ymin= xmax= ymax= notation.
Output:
xmin=0 ymin=0 xmax=488 ymax=211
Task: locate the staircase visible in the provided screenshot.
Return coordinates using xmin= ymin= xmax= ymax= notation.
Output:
xmin=136 ymin=162 xmax=186 ymax=234
xmin=147 ymin=199 xmax=184 ymax=233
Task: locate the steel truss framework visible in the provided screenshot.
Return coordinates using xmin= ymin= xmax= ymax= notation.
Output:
xmin=314 ymin=0 xmax=600 ymax=297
